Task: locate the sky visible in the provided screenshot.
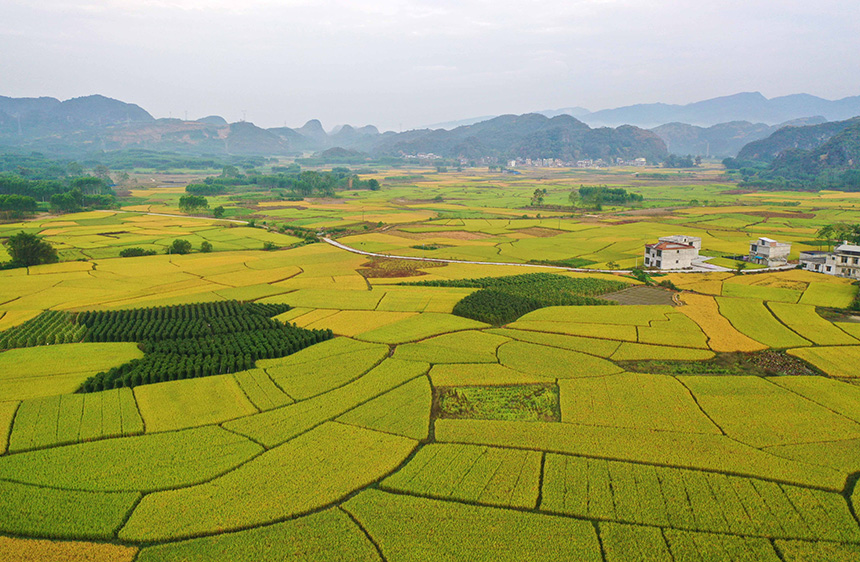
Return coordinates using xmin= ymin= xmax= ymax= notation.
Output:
xmin=2 ymin=0 xmax=859 ymax=131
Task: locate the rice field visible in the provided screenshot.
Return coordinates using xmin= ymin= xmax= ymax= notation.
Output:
xmin=0 ymin=169 xmax=859 ymax=559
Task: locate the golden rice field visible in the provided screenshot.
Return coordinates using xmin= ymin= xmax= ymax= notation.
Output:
xmin=1 ymin=168 xmax=860 ymax=560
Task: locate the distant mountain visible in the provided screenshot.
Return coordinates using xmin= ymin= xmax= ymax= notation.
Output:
xmin=0 ymin=94 xmax=153 ymax=141
xmin=651 ymin=116 xmax=827 ymax=158
xmin=425 ymin=107 xmax=590 ymax=130
xmin=580 ymin=92 xmax=860 ymax=128
xmin=372 ymin=113 xmax=667 ymax=162
xmin=295 ymin=119 xmax=329 ymax=147
xmin=736 ymin=118 xmax=860 ymax=162
xmin=196 ymin=115 xmax=227 ymax=125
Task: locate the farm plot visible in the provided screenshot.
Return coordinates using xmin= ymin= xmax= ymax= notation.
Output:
xmin=679 ymin=376 xmax=860 ymax=447
xmin=0 ymin=480 xmax=139 ymax=540
xmin=663 ymin=529 xmax=782 ymax=562
xmin=767 ymin=302 xmax=858 ymax=345
xmin=558 ymin=373 xmax=720 ymax=434
xmin=768 ymin=376 xmax=860 ymax=423
xmin=0 ymin=401 xmax=16 ymax=454
xmin=336 ymin=376 xmax=431 ymax=440
xmin=231 ymin=369 xmax=293 ymax=411
xmin=488 ymin=328 xmax=621 ymax=358
xmin=497 ymin=341 xmax=623 ymax=378
xmin=0 ymin=343 xmax=143 ymax=401
xmin=373 ymin=286 xmax=477 ymax=313
xmin=135 ymin=508 xmax=379 ymax=562
xmin=598 ymin=523 xmax=673 ymax=562
xmin=394 ymin=330 xmax=509 ymax=363
xmin=355 ymin=312 xmax=488 ymax=344
xmin=776 ymin=540 xmax=860 ymax=562
xmin=787 ymin=346 xmax=860 ymax=378
xmin=609 ymin=342 xmax=714 ymax=361
xmin=0 ymin=426 xmax=261 ymax=492
xmin=224 ymin=358 xmax=429 ymax=447
xmin=134 ymin=376 xmax=258 ymax=432
xmin=636 ymin=313 xmax=710 ymax=349
xmin=428 ymin=363 xmax=554 ymax=386
xmin=541 ymin=454 xmax=860 ymax=541
xmin=434 ymin=419 xmax=844 ymax=489
xmin=766 ymin=439 xmax=860 ymax=474
xmin=343 ymin=489 xmax=602 ymax=562
xmin=799 ymin=281 xmax=858 ymax=308
xmin=436 ymin=384 xmax=560 ymax=422
xmin=300 ymin=310 xmax=417 ymax=336
xmin=0 ymin=536 xmax=137 ymax=562
xmin=381 ymin=443 xmax=541 ymax=509
xmin=8 ymin=388 xmax=143 ymax=452
xmin=676 ymin=293 xmax=766 ymax=352
xmin=716 ymin=298 xmax=811 ymax=348
xmin=118 ymin=422 xmax=417 ymax=542
xmin=262 ymin=338 xmax=389 ymax=399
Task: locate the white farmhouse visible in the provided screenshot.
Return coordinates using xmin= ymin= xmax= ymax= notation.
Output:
xmin=644 ymin=235 xmax=701 ymax=270
xmin=800 ymin=242 xmax=860 ymax=279
xmin=749 ymin=237 xmax=791 ymax=267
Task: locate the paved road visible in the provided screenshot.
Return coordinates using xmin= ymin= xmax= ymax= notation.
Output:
xmin=323 ymin=237 xmax=797 ymax=275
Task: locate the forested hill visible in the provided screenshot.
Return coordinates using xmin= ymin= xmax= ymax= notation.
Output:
xmin=370 ymin=114 xmax=668 ymax=162
xmin=736 ymin=118 xmax=860 ymax=162
xmin=0 ymin=95 xmax=153 ymax=138
xmin=729 ymin=119 xmax=860 ymax=191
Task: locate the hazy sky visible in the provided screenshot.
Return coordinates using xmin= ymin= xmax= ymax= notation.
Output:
xmin=2 ymin=0 xmax=859 ymax=131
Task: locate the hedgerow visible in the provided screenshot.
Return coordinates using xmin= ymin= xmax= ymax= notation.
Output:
xmin=405 ymin=273 xmax=627 ymax=325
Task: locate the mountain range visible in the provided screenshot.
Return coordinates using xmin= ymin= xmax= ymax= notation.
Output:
xmin=1 ymin=92 xmax=860 ymax=161
xmin=0 ymin=95 xmax=667 ymax=162
xmin=433 ymin=92 xmax=860 ymax=131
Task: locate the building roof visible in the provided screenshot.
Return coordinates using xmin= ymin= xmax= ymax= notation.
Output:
xmin=646 ymin=242 xmax=696 ymax=251
xmin=835 ymin=243 xmax=860 ymax=253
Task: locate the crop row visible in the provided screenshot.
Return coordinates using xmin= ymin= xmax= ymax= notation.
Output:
xmin=8 ymin=389 xmax=143 ymax=452
xmin=0 ymin=310 xmax=86 ymax=350
xmin=381 ymin=443 xmax=541 ymax=509
xmin=541 ymin=453 xmax=859 ymax=542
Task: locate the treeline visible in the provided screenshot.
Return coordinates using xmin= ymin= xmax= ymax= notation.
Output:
xmin=573 ymin=186 xmax=643 ymax=208
xmin=406 ymin=273 xmax=627 ymax=325
xmin=187 ymin=165 xmax=380 ymax=199
xmin=662 ymin=154 xmax=701 ymax=168
xmin=0 ymin=173 xmax=115 ymax=215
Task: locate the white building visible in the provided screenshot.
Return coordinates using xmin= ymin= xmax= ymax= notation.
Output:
xmin=658 ymin=235 xmax=702 ymax=250
xmin=749 ymin=237 xmax=791 ymax=267
xmin=800 ymin=242 xmax=860 ymax=279
xmin=644 ymin=235 xmax=701 ymax=270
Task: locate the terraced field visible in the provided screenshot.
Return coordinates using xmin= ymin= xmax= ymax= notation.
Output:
xmin=2 ymin=173 xmax=860 ymax=560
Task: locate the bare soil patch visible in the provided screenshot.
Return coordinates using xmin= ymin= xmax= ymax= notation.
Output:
xmin=358 ymin=257 xmax=446 ymax=278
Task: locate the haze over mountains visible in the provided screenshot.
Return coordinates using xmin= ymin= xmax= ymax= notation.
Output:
xmin=1 ymin=92 xmax=859 ymax=161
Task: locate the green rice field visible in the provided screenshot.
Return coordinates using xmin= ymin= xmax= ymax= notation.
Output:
xmin=1 ymin=166 xmax=860 ymax=559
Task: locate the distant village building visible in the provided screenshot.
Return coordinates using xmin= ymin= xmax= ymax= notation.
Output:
xmin=748 ymin=237 xmax=791 ymax=267
xmin=800 ymin=242 xmax=860 ymax=279
xmin=644 ymin=235 xmax=701 ymax=270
